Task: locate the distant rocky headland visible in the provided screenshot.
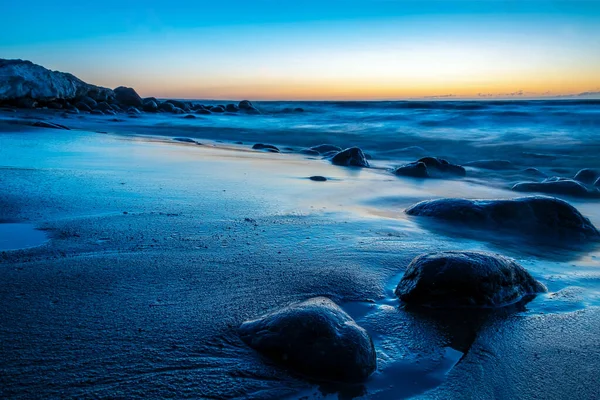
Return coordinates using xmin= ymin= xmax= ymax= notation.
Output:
xmin=0 ymin=59 xmax=262 ymax=115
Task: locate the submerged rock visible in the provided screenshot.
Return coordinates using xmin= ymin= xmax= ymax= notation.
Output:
xmin=512 ymin=178 xmax=593 ymax=197
xmin=183 ymin=114 xmax=196 ymax=119
xmin=573 ymin=169 xmax=599 ymax=185
xmin=309 ymin=176 xmax=327 ymax=182
xmin=196 ymin=108 xmax=212 ymax=115
xmin=521 ymin=167 xmax=547 ymax=178
xmin=395 ymin=251 xmax=547 ymax=308
xmin=225 ymin=104 xmax=239 ymax=112
xmin=299 ymin=148 xmax=320 ymax=156
xmin=405 ymin=196 xmax=599 ymax=241
xmin=418 ymin=157 xmax=466 ymax=177
xmin=114 ymin=86 xmax=143 ymax=107
xmin=32 ymin=121 xmax=70 ymax=130
xmin=394 ymin=161 xmax=429 ymax=178
xmin=165 ymin=99 xmax=189 ymax=111
xmin=252 ymin=143 xmax=280 ymax=153
xmin=238 ymin=297 xmax=376 ymax=383
xmin=331 ymin=147 xmax=370 ymax=167
xmin=211 ymin=105 xmax=225 ymax=113
xmin=173 ymin=137 xmax=197 ymax=144
xmin=310 ymin=144 xmax=342 ymax=154
xmin=464 ymin=160 xmax=515 ymax=170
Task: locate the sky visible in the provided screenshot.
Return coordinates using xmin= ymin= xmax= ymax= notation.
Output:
xmin=2 ymin=0 xmax=600 ymax=100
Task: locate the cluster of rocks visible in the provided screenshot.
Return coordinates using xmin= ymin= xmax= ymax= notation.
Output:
xmin=0 ymin=59 xmax=261 ymax=116
xmin=512 ymin=168 xmax=600 ymax=198
xmin=394 ymin=157 xmax=466 ymax=178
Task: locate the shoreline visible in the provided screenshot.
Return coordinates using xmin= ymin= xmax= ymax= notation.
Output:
xmin=1 ymin=114 xmax=599 ymax=399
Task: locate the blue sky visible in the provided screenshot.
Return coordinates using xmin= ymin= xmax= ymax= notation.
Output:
xmin=2 ymin=0 xmax=599 ymax=99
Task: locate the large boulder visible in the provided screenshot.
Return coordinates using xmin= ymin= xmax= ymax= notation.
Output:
xmin=165 ymin=99 xmax=189 ymax=111
xmin=417 ymin=157 xmax=465 ymax=177
xmin=405 ymin=196 xmax=599 ymax=241
xmin=512 ymin=178 xmax=593 ymax=198
xmin=0 ymin=59 xmax=114 ymax=103
xmin=395 ymin=251 xmax=547 ymax=308
xmin=331 ymin=147 xmax=370 ymax=167
xmin=238 ymin=297 xmax=377 ymax=383
xmin=142 ymin=100 xmax=158 ymax=112
xmin=114 ymin=86 xmax=143 ymax=107
xmin=158 ymin=101 xmax=176 ymax=113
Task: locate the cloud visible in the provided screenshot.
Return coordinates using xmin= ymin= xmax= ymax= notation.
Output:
xmin=421 ymin=94 xmax=457 ymax=99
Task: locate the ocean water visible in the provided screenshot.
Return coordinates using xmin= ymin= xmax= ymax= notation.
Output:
xmin=141 ymin=99 xmax=600 ymax=168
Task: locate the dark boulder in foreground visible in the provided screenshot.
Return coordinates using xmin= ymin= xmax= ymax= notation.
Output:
xmin=405 ymin=196 xmax=599 ymax=241
xmin=309 ymin=176 xmax=327 ymax=181
xmin=238 ymin=297 xmax=376 ymax=383
xmin=331 ymin=147 xmax=369 ymax=167
xmin=252 ymin=143 xmax=280 ymax=153
xmin=239 ymin=100 xmax=260 ymax=114
xmin=573 ymin=169 xmax=599 ymax=185
xmin=512 ymin=178 xmax=594 ymax=198
xmin=310 ymin=144 xmax=342 ymax=154
xmin=394 ymin=161 xmax=429 ymax=178
xmin=395 ymin=251 xmax=547 ymax=308
xmin=418 ymin=157 xmax=466 ymax=177
xmin=114 ymin=86 xmax=143 ymax=107
xmin=464 ymin=160 xmax=515 ymax=170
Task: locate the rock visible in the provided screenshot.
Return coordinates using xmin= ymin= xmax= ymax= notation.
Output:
xmin=142 ymin=100 xmax=158 ymax=112
xmin=299 ymin=149 xmax=320 ymax=156
xmin=0 ymin=59 xmax=114 ymax=103
xmin=127 ymin=107 xmax=141 ymax=114
xmin=47 ymin=101 xmax=63 ymax=109
xmin=252 ymin=143 xmax=280 ymax=153
xmin=512 ymin=179 xmax=592 ymax=197
xmin=211 ymin=105 xmax=225 ymax=113
xmin=521 ymin=167 xmax=547 ymax=178
xmin=309 ymin=176 xmax=327 ymax=182
xmin=158 ymin=102 xmax=175 ymax=113
xmin=14 ymin=98 xmax=37 ymax=108
xmin=172 ymin=107 xmax=185 ymax=115
xmin=165 ymin=99 xmax=189 ymax=111
xmin=173 ymin=137 xmax=197 ymax=143
xmin=294 ymin=107 xmax=304 ymax=112
xmin=114 ymin=86 xmax=142 ymax=107
xmin=225 ymin=104 xmax=239 ymax=112
xmin=183 ymin=114 xmax=196 ymax=119
xmin=331 ymin=147 xmax=370 ymax=167
xmin=196 ymin=109 xmax=212 ymax=115
xmin=238 ymin=297 xmax=377 ymax=383
xmin=417 ymin=157 xmax=466 ymax=177
xmin=32 ymin=121 xmax=70 ymax=130
xmin=464 ymin=160 xmax=515 ymax=170
xmin=78 ymin=96 xmax=97 ymax=108
xmin=91 ymin=110 xmax=104 ymax=115
xmin=595 ymin=177 xmax=600 ymax=187
xmin=310 ymin=144 xmax=342 ymax=154
xmin=75 ymin=102 xmax=92 ymax=112
xmin=95 ymin=102 xmax=113 ymax=112
xmin=395 ymin=251 xmax=547 ymax=308
xmin=142 ymin=97 xmax=158 ymax=104
xmin=394 ymin=161 xmax=429 ymax=178
xmin=405 ymin=196 xmax=599 ymax=241
xmin=64 ymin=104 xmax=79 ymax=114
xmin=239 ymin=100 xmax=260 ymax=114
xmin=105 ymin=109 xmax=116 ymax=115
xmin=573 ymin=169 xmax=599 ymax=185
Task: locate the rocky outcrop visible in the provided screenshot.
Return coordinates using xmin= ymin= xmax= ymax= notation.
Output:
xmin=238 ymin=297 xmax=377 ymax=383
xmin=395 ymin=251 xmax=547 ymax=308
xmin=331 ymin=147 xmax=370 ymax=167
xmin=239 ymin=100 xmax=260 ymax=114
xmin=405 ymin=196 xmax=599 ymax=241
xmin=0 ymin=59 xmax=114 ymax=103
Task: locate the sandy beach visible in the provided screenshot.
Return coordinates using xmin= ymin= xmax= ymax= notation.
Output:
xmin=1 ymin=107 xmax=599 ymax=399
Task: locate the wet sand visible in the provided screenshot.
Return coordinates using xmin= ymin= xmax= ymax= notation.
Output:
xmin=1 ymin=113 xmax=599 ymax=399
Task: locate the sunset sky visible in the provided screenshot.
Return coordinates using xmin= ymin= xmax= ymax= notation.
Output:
xmin=2 ymin=0 xmax=599 ymax=100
